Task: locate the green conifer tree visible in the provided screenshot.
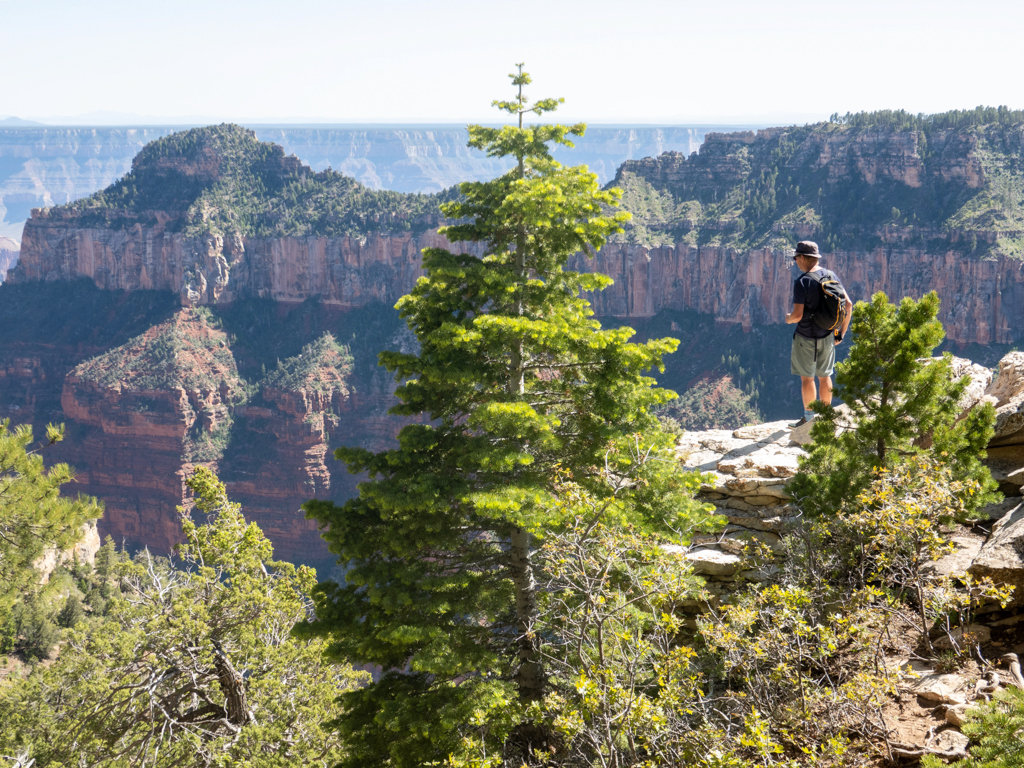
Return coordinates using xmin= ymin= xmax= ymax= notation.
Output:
xmin=0 ymin=467 xmax=367 ymax=767
xmin=56 ymin=593 xmax=85 ymax=628
xmin=922 ymin=685 xmax=1024 ymax=768
xmin=0 ymin=420 xmax=102 ymax=620
xmin=789 ymin=291 xmax=998 ymax=517
xmin=299 ymin=66 xmax=705 ymax=766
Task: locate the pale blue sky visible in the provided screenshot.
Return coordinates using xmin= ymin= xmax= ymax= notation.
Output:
xmin=3 ymin=0 xmax=1022 ymax=125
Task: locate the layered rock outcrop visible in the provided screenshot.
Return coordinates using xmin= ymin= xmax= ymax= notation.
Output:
xmin=11 ymin=121 xmax=1024 ymax=345
xmin=673 ymin=351 xmax=1024 ymax=610
xmin=986 ymin=352 xmax=1024 ymax=446
xmin=44 ymin=312 xmax=365 ymax=562
xmin=35 ymin=520 xmax=102 ymax=584
xmin=577 ymin=243 xmax=1024 ymax=345
xmin=59 ymin=310 xmax=244 ymax=553
xmin=11 ymin=214 xmax=460 ymax=310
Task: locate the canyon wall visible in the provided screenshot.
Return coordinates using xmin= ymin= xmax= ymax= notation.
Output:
xmin=0 ymin=297 xmax=407 ymax=564
xmin=578 ymin=243 xmax=1024 ymax=346
xmin=11 ymin=211 xmax=1024 ymax=345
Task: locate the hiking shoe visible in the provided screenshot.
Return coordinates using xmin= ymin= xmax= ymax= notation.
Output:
xmin=788 ymin=417 xmax=808 ymax=428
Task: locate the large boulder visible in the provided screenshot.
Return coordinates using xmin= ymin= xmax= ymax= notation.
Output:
xmin=906 ymin=671 xmax=969 ymax=704
xmin=968 ymin=500 xmax=1024 ymax=605
xmin=984 ymin=445 xmax=1024 ymax=497
xmin=986 ymin=352 xmax=1024 ymax=446
xmin=947 ymin=356 xmax=995 ymax=412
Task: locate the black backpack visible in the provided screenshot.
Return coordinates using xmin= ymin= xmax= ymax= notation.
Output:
xmin=803 ymin=271 xmax=847 ymax=332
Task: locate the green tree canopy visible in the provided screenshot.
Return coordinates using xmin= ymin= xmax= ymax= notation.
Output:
xmin=299 ymin=65 xmax=711 ymax=767
xmin=789 ymin=291 xmax=998 ymax=517
xmin=0 ymin=420 xmax=101 ymax=619
xmin=0 ymin=467 xmax=368 ymax=767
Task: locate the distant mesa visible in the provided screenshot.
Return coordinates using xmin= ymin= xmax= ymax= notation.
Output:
xmin=41 ymin=123 xmax=445 ymax=239
xmin=0 ymin=116 xmax=46 ymax=126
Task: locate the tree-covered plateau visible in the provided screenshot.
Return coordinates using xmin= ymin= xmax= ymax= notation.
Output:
xmin=64 ymin=123 xmax=448 ymax=239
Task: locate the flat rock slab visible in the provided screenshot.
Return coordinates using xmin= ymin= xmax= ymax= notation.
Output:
xmin=682 ymin=450 xmax=726 ymax=472
xmin=906 ymin=672 xmax=969 ymax=704
xmin=945 ymin=356 xmax=994 ymax=411
xmin=977 ymin=496 xmax=1024 ymax=521
xmin=985 ymin=444 xmax=1024 ymax=494
xmin=724 ymin=476 xmax=787 ymax=491
xmin=945 ymin=704 xmax=969 ymax=727
xmin=731 ymin=421 xmax=793 ymax=442
xmin=789 ymin=419 xmax=815 ymax=446
xmin=675 ymin=548 xmax=743 ymax=578
xmin=718 ymin=448 xmax=802 ymax=478
xmin=698 ymin=471 xmax=733 ymax=494
xmin=725 ymin=513 xmax=786 ymax=532
xmin=692 ymin=528 xmax=784 ymax=556
xmin=968 ymin=500 xmax=1024 ymax=604
xmin=933 ymin=730 xmax=970 ymax=753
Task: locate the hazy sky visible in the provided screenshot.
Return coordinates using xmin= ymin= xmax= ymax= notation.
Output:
xmin=3 ymin=0 xmax=1022 ymax=125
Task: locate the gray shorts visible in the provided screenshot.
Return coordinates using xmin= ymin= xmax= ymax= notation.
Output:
xmin=791 ymin=333 xmax=835 ymax=378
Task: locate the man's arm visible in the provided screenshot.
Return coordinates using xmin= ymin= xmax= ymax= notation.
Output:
xmin=786 ymin=304 xmax=804 ymax=324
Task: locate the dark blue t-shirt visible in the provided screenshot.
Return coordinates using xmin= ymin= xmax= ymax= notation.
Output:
xmin=794 ymin=268 xmax=844 ymax=339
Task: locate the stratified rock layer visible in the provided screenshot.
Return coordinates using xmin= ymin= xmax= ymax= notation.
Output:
xmin=13 ymin=215 xmax=1024 ymax=346
xmin=576 ymin=243 xmax=1024 ymax=345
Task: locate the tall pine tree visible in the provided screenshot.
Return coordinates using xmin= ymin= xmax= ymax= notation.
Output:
xmin=299 ymin=66 xmax=705 ymax=766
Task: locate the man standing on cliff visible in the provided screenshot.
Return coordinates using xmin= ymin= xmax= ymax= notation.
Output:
xmin=785 ymin=241 xmax=852 ymax=427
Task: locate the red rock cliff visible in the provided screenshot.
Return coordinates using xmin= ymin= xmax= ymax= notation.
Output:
xmin=574 ymin=244 xmax=1024 ymax=345
xmin=13 ymin=213 xmax=1023 ymax=344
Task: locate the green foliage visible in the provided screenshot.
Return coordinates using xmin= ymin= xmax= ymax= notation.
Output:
xmin=299 ymin=67 xmax=709 ymax=766
xmin=528 ymin=493 xmax=710 ymax=766
xmin=55 ymin=593 xmax=84 ymax=628
xmin=699 ymin=583 xmax=886 ymax=758
xmin=613 ymin=171 xmax=700 ymax=247
xmin=611 ymin=112 xmax=1024 ymax=257
xmin=73 ymin=308 xmax=244 ymax=393
xmin=922 ymin=685 xmax=1024 ymax=768
xmin=10 ymin=594 xmax=60 ymax=661
xmin=656 ymin=375 xmax=761 ymax=432
xmin=66 ymin=123 xmax=444 ymax=238
xmin=0 ymin=467 xmax=368 ymax=767
xmin=829 ymin=105 xmax=1024 ymax=132
xmin=789 ymin=291 xmax=999 ymax=518
xmin=0 ymin=420 xmax=102 ymax=621
xmin=802 ymin=458 xmax=1011 ymax=656
xmin=262 ymin=332 xmax=353 ymax=393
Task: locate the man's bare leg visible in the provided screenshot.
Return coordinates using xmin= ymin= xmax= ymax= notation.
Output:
xmin=818 ymin=376 xmax=833 ymax=406
xmin=800 ymin=376 xmax=817 ymax=410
